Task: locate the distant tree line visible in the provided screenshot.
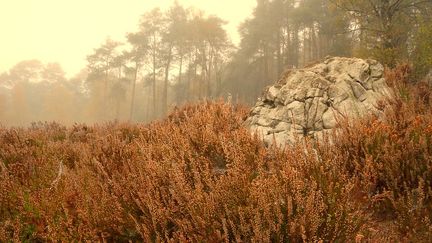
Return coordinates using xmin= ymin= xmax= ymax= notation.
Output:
xmin=0 ymin=0 xmax=431 ymax=125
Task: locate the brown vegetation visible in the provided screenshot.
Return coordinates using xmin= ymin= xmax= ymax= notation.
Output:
xmin=1 ymin=65 xmax=432 ymax=242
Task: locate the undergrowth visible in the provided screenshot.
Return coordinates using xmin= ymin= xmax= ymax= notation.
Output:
xmin=0 ymin=65 xmax=431 ymax=242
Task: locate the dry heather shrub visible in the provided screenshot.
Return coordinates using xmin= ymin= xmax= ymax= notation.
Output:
xmin=120 ymin=102 xmax=365 ymax=242
xmin=3 ymin=74 xmax=432 ymax=242
xmin=330 ymin=64 xmax=432 ymax=241
xmin=0 ymin=101 xmax=366 ymax=242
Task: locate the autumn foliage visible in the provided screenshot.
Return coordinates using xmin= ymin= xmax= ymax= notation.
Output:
xmin=1 ymin=65 xmax=432 ymax=242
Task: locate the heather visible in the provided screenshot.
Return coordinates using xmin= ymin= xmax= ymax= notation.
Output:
xmin=1 ymin=66 xmax=432 ymax=242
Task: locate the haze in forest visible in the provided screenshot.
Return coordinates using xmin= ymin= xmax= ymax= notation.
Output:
xmin=0 ymin=0 xmax=431 ymax=127
xmin=0 ymin=0 xmax=256 ymax=77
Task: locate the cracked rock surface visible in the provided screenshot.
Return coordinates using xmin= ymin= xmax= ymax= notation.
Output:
xmin=244 ymin=57 xmax=393 ymax=146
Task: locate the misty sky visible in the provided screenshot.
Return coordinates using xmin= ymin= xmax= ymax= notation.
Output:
xmin=0 ymin=0 xmax=256 ymax=77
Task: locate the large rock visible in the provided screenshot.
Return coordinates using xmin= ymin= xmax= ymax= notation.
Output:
xmin=245 ymin=57 xmax=393 ymax=146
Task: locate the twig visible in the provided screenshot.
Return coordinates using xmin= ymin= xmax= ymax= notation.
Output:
xmin=50 ymin=160 xmax=64 ymax=190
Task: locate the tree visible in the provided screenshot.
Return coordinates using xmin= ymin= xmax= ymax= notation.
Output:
xmin=86 ymin=38 xmax=122 ymax=120
xmin=7 ymin=60 xmax=44 ymax=84
xmin=332 ymin=0 xmax=432 ymax=66
xmin=110 ymin=79 xmax=128 ymax=120
xmin=412 ymin=19 xmax=432 ymax=78
xmin=125 ymin=32 xmax=148 ymax=121
xmin=42 ymin=81 xmax=74 ymax=123
xmin=0 ymin=87 xmax=8 ymax=123
xmin=0 ymin=60 xmax=70 ymax=124
xmin=130 ymin=4 xmax=232 ymax=117
xmin=41 ymin=63 xmax=66 ymax=84
xmin=138 ymin=8 xmax=166 ymax=118
xmin=10 ymin=81 xmax=30 ymax=125
xmin=86 ymin=38 xmax=121 ymax=98
xmin=223 ymin=0 xmax=354 ymax=105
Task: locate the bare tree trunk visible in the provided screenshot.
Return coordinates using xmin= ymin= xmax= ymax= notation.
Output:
xmin=264 ymin=44 xmax=269 ymax=85
xmin=178 ymin=50 xmax=183 ymax=85
xmin=152 ymin=35 xmax=157 ymax=118
xmin=200 ymin=45 xmax=208 ymax=98
xmin=162 ymin=44 xmax=173 ymax=115
xmin=308 ymin=27 xmax=313 ymax=63
xmin=284 ymin=25 xmax=291 ymax=67
xmin=129 ymin=62 xmax=139 ymax=121
xmin=303 ymin=28 xmax=308 ymax=64
xmin=292 ymin=25 xmax=299 ymax=68
xmin=311 ymin=24 xmax=317 ymax=60
xmin=104 ymin=60 xmax=110 ymax=120
xmin=214 ymin=55 xmax=221 ymax=96
xmin=207 ymin=46 xmax=214 ymax=98
xmin=187 ymin=53 xmax=192 ymax=101
xmin=277 ymin=28 xmax=283 ymax=75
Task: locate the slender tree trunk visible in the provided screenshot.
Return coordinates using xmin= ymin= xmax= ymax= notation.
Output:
xmin=187 ymin=54 xmax=192 ymax=101
xmin=194 ymin=47 xmax=200 ymax=99
xmin=152 ymin=35 xmax=157 ymax=118
xmin=317 ymin=26 xmax=322 ymax=59
xmin=304 ymin=28 xmax=308 ymax=64
xmin=311 ymin=24 xmax=317 ymax=60
xmin=264 ymin=44 xmax=269 ymax=85
xmin=129 ymin=62 xmax=139 ymax=121
xmin=214 ymin=55 xmax=221 ymax=96
xmin=277 ymin=28 xmax=283 ymax=75
xmin=207 ymin=46 xmax=214 ymax=98
xmin=292 ymin=25 xmax=299 ymax=68
xmin=162 ymin=44 xmax=173 ymax=115
xmin=260 ymin=48 xmax=267 ymax=91
xmin=104 ymin=62 xmax=110 ymax=120
xmin=285 ymin=25 xmax=291 ymax=67
xmin=308 ymin=27 xmax=313 ymax=63
xmin=178 ymin=50 xmax=183 ymax=85
xmin=200 ymin=45 xmax=208 ymax=98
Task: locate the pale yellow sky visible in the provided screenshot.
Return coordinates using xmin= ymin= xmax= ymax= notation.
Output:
xmin=0 ymin=0 xmax=255 ymax=77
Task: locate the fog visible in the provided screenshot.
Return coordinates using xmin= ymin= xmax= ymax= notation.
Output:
xmin=0 ymin=0 xmax=255 ymax=126
xmin=0 ymin=0 xmax=256 ymax=77
xmin=0 ymin=0 xmax=431 ymax=126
